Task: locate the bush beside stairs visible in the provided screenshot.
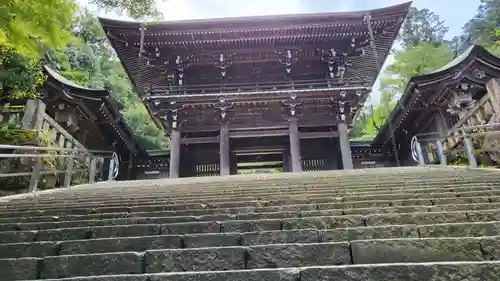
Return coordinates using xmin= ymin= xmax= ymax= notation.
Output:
xmin=1 ymin=166 xmax=500 ymax=280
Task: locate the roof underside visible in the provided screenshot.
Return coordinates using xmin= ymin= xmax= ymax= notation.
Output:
xmin=372 ymin=45 xmax=500 ymax=146
xmin=99 ymin=2 xmax=411 ymax=98
xmin=43 ymin=66 xmax=143 ymax=154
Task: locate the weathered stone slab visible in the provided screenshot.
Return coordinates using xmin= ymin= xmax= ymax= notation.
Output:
xmin=148 ymin=268 xmax=299 ymax=281
xmin=0 ymin=221 xmax=58 ymax=231
xmin=418 ymin=222 xmax=500 ymax=238
xmin=183 ymin=233 xmax=240 ymax=248
xmin=247 ymin=242 xmax=350 ymax=269
xmin=145 ymin=247 xmax=246 ymax=272
xmin=319 ymin=225 xmax=419 ymax=242
xmin=221 ymin=219 xmax=281 ymax=233
xmin=236 ymin=211 xmax=301 ymax=220
xmin=91 ymin=224 xmax=161 ymax=238
xmin=0 ymin=215 xmax=56 ymax=224
xmin=299 ymin=262 xmax=500 ymax=281
xmin=242 ymin=229 xmax=319 ymax=246
xmin=0 ymin=230 xmax=37 ymax=243
xmin=429 ymin=203 xmax=493 ymax=212
xmin=36 ymin=275 xmax=148 ymax=281
xmin=479 ymin=237 xmax=500 ymax=260
xmin=59 ymin=235 xmax=182 ymax=255
xmin=41 ymin=252 xmax=142 ymax=279
xmin=300 ymin=210 xmax=343 ymax=218
xmin=343 ymin=206 xmax=428 ymax=215
xmin=351 ymin=238 xmax=483 ymax=264
xmin=282 ymin=215 xmax=364 ymax=230
xmin=390 ymin=198 xmax=434 ymax=206
xmin=365 ymin=211 xmax=467 ymax=226
xmin=0 ymin=257 xmax=39 ymax=280
xmin=467 ymin=209 xmax=500 ymax=222
xmin=161 ymin=221 xmax=221 ymax=234
xmin=433 ymin=196 xmax=490 ymax=205
xmin=37 ymin=227 xmax=91 ymax=241
xmin=0 ymin=241 xmax=57 ymax=258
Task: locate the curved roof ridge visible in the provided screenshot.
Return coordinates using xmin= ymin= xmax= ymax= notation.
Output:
xmin=43 ymin=65 xmax=109 ymax=97
xmin=98 ymin=1 xmax=412 ymax=27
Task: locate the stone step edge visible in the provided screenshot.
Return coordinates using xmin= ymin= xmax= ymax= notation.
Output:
xmin=14 ymin=260 xmax=500 ymax=281
xmin=4 ymin=183 xmax=496 ymax=209
xmin=1 ymin=168 xmax=494 ymax=203
xmin=3 ymin=189 xmax=499 ymax=217
xmin=1 ymin=201 xmax=499 ymax=229
xmin=1 ymin=221 xmax=499 ymax=250
xmin=3 ymin=235 xmax=499 ymax=261
xmin=11 ymin=177 xmax=498 ymax=201
xmin=4 ymin=236 xmax=500 ymax=280
xmin=1 ymin=209 xmax=498 ymax=239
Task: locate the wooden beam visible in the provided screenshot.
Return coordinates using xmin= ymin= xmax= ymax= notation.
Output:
xmin=229 ymin=129 xmax=289 ymax=138
xmin=299 ymin=131 xmax=339 ymax=139
xmin=180 ymin=136 xmax=220 ymax=144
xmin=232 ymin=145 xmax=286 ymax=154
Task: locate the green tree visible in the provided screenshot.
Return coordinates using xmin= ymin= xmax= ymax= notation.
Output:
xmin=90 ymin=0 xmax=164 ymax=19
xmin=359 ymin=44 xmax=455 ymax=139
xmin=46 ymin=10 xmax=169 ymax=150
xmin=0 ymin=0 xmax=77 ymax=59
xmin=399 ymin=7 xmax=450 ymax=48
xmin=459 ymin=0 xmax=500 ymax=55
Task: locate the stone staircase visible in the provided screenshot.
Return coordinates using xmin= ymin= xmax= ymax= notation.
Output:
xmin=1 ymin=166 xmax=500 ymax=280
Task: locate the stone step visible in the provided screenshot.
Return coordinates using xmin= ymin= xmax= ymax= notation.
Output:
xmin=2 ymin=209 xmax=500 ymax=243
xmin=5 ymin=220 xmax=500 ymax=259
xmin=11 ymin=261 xmax=500 ymax=281
xmin=2 ymin=182 xmax=497 ymax=210
xmin=3 ymin=237 xmax=500 ymax=280
xmin=10 ymin=175 xmax=499 ymax=204
xmin=2 ymin=189 xmax=500 ymax=218
xmin=3 ymin=198 xmax=500 ymax=225
xmin=5 ymin=169 xmax=496 ymax=203
xmin=2 ymin=199 xmax=500 ymax=231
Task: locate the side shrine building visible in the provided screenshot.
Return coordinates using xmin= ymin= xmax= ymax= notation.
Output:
xmin=99 ymin=3 xmax=412 ymax=178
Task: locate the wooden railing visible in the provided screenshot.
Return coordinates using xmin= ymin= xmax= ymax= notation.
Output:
xmin=445 ymin=93 xmax=496 ymax=150
xmin=413 ymin=78 xmax=500 ymax=168
xmin=0 ymin=100 xmax=116 ymax=195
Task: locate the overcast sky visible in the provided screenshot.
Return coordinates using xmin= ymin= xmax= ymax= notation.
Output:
xmin=94 ymin=0 xmax=481 ymax=103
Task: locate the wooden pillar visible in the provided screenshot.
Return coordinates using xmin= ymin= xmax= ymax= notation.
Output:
xmin=338 ymin=123 xmax=353 ymax=170
xmin=220 ymin=123 xmax=230 ymax=176
xmin=486 ymin=78 xmax=500 ymax=114
xmin=169 ymin=129 xmax=181 ymax=178
xmin=282 ymin=151 xmax=290 ymax=172
xmin=289 ymin=118 xmax=302 ymax=172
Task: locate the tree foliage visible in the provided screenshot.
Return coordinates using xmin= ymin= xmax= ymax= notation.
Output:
xmin=89 ymin=0 xmax=163 ymax=19
xmin=351 ymin=7 xmax=455 ymax=140
xmin=0 ymin=0 xmax=77 ymax=59
xmin=459 ymin=0 xmax=500 ymax=55
xmin=399 ymin=7 xmax=449 ymax=48
xmin=1 ymin=1 xmax=168 ymax=150
xmin=45 ymin=10 xmax=169 ymax=150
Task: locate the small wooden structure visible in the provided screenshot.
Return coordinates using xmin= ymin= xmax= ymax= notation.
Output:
xmin=41 ymin=65 xmax=145 ymax=180
xmin=100 ymin=3 xmax=411 ymax=177
xmin=373 ymin=45 xmax=500 ymax=165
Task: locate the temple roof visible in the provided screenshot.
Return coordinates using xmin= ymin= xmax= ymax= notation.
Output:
xmin=372 ymin=44 xmax=500 ymax=146
xmin=99 ymin=2 xmax=411 ymax=99
xmin=43 ymin=65 xmax=145 ymax=155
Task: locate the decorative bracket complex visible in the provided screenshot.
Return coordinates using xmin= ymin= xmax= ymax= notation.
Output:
xmin=160 ymin=102 xmax=185 ymax=129
xmin=213 ymin=53 xmax=236 ymax=78
xmin=213 ymin=97 xmax=234 ymax=123
xmin=282 ymin=93 xmax=302 ymax=117
xmin=446 ymin=84 xmax=477 ymax=118
xmin=174 ymin=55 xmax=193 ymax=86
xmin=275 ymin=49 xmax=302 ymax=77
